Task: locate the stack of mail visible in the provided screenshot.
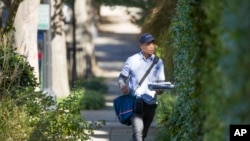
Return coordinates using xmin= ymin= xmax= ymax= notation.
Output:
xmin=148 ymin=82 xmax=175 ymax=90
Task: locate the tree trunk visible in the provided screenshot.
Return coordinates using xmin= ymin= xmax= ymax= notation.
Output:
xmin=13 ymin=0 xmax=40 ymax=84
xmin=50 ymin=0 xmax=70 ymax=97
xmin=74 ymin=0 xmax=97 ymax=79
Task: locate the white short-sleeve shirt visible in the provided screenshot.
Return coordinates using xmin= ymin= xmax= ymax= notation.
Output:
xmin=120 ymin=52 xmax=165 ymax=104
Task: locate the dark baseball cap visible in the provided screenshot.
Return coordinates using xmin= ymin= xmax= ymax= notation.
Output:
xmin=139 ymin=33 xmax=155 ymax=43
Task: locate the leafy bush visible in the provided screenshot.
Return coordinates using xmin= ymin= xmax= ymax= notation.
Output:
xmin=155 ymin=93 xmax=178 ymax=141
xmin=0 ymin=44 xmax=38 ymax=97
xmin=0 ymin=97 xmax=32 ymax=140
xmin=29 ymin=91 xmax=104 ymax=141
xmin=80 ymin=90 xmax=105 ymax=110
xmin=0 ymin=44 xmax=55 ymax=139
xmin=82 ymin=77 xmax=107 ymax=93
xmin=71 ymin=78 xmax=106 ymax=110
xmin=0 ymin=36 xmax=103 ymax=140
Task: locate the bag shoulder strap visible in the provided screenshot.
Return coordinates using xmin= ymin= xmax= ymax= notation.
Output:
xmin=137 ymin=56 xmax=159 ymax=87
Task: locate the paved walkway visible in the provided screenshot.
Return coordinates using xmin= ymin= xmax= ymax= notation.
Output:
xmin=81 ymin=6 xmax=158 ymax=141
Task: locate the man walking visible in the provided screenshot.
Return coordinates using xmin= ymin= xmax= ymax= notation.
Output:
xmin=118 ymin=33 xmax=165 ymax=141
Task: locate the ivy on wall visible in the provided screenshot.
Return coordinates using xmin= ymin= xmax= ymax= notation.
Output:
xmin=143 ymin=0 xmax=250 ymax=141
xmin=165 ymin=0 xmax=205 ymax=140
xmin=201 ymin=0 xmax=250 ymax=140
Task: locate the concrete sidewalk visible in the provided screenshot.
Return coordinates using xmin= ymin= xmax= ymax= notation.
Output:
xmin=80 ymin=6 xmax=158 ymax=141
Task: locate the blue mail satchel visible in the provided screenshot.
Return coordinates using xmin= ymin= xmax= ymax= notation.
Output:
xmin=113 ymin=90 xmax=135 ymax=126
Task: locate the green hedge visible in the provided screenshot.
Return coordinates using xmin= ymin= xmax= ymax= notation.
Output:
xmin=201 ymin=0 xmax=250 ymax=140
xmin=163 ymin=0 xmax=205 ymax=140
xmin=141 ymin=0 xmax=250 ymax=140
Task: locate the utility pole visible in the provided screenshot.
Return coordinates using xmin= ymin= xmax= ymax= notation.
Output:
xmin=43 ymin=0 xmax=51 ymax=89
xmin=40 ymin=0 xmax=55 ymax=98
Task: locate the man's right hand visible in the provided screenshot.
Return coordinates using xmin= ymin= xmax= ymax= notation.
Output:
xmin=119 ymin=84 xmax=130 ymax=95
